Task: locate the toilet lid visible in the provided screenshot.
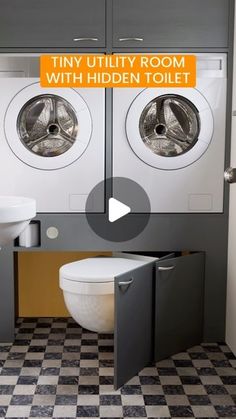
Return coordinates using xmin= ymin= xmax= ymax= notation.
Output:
xmin=59 ymin=257 xmax=148 ymax=283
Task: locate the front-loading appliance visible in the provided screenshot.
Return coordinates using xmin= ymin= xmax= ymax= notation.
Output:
xmin=0 ymin=54 xmax=105 ymax=212
xmin=113 ymin=54 xmax=227 ymax=213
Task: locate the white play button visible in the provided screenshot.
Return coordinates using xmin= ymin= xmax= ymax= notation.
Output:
xmin=86 ymin=177 xmax=151 ymax=241
xmin=108 ymin=198 xmax=131 ymax=223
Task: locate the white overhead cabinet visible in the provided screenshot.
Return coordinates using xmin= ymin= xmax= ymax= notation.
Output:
xmin=0 ymin=0 xmax=106 ymax=48
xmin=112 ymin=0 xmax=229 ymax=48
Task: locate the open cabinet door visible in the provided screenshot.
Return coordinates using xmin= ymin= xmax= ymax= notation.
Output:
xmin=155 ymin=252 xmax=205 ymax=361
xmin=114 ymin=262 xmax=154 ymax=389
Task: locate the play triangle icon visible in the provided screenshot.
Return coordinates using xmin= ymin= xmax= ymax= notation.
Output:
xmin=108 ymin=198 xmax=131 ymax=223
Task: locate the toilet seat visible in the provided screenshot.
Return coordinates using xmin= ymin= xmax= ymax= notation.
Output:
xmin=59 ymin=257 xmax=148 ymax=295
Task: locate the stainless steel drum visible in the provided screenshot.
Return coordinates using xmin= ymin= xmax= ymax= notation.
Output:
xmin=17 ymin=94 xmax=78 ymax=157
xmin=139 ymin=94 xmax=200 ymax=158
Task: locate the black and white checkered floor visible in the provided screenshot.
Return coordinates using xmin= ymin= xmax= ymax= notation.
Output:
xmin=0 ymin=318 xmax=235 ymax=418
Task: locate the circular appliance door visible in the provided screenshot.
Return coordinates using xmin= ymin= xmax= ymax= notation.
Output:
xmin=4 ymin=83 xmax=92 ymax=170
xmin=126 ymin=88 xmax=214 ymax=170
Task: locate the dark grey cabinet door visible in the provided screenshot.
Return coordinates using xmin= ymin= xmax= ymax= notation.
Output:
xmin=114 ymin=262 xmax=154 ymax=389
xmin=155 ymin=252 xmax=205 ymax=361
xmin=113 ymin=0 xmax=229 ymax=48
xmin=0 ymin=0 xmax=105 ymax=48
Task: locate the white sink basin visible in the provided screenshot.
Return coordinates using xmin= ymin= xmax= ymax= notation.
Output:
xmin=0 ymin=196 xmax=36 ymax=246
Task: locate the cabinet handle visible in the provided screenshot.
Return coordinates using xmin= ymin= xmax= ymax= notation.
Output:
xmin=118 ymin=278 xmax=134 ymax=286
xmin=158 ymin=266 xmax=175 ymax=271
xmin=119 ymin=37 xmax=144 ymax=42
xmin=73 ymin=37 xmax=99 ymax=42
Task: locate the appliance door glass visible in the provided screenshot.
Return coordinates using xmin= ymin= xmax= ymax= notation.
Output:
xmin=139 ymin=94 xmax=200 ymax=157
xmin=17 ymin=94 xmax=78 ymax=157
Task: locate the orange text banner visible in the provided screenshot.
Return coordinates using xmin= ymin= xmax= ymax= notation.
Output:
xmin=40 ymin=55 xmax=196 ymax=88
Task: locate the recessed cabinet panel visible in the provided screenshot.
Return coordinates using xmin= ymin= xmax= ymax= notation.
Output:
xmin=114 ymin=262 xmax=154 ymax=389
xmin=0 ymin=0 xmax=105 ymax=48
xmin=155 ymin=252 xmax=205 ymax=361
xmin=113 ymin=0 xmax=229 ymax=48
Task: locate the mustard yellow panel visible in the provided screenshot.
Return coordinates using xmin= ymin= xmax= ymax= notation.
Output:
xmin=18 ymin=251 xmax=112 ymax=317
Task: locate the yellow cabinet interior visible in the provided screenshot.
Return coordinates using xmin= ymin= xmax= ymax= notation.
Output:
xmin=17 ymin=251 xmax=112 ymax=317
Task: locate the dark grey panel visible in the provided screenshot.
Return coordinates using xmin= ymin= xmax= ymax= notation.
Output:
xmin=113 ymin=0 xmax=229 ymax=48
xmin=0 ymin=0 xmax=105 ymax=48
xmin=114 ymin=262 xmax=154 ymax=389
xmin=0 ymin=247 xmax=15 ymax=341
xmin=154 ymin=252 xmax=205 ymax=361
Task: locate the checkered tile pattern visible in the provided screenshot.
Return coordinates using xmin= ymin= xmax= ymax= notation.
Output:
xmin=0 ymin=318 xmax=235 ymax=417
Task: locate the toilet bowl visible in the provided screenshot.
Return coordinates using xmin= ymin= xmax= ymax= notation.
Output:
xmin=59 ymin=255 xmax=153 ymax=333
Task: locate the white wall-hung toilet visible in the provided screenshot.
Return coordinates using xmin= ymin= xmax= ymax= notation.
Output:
xmin=59 ymin=255 xmax=155 ymax=333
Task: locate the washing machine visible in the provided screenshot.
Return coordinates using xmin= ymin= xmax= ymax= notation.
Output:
xmin=113 ymin=54 xmax=227 ymax=213
xmin=0 ymin=54 xmax=105 ymax=212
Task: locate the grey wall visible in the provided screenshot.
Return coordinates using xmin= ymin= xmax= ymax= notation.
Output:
xmin=0 ymin=0 xmax=234 ymax=343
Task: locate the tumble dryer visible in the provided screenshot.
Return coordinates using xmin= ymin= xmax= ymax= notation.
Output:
xmin=113 ymin=54 xmax=227 ymax=213
xmin=0 ymin=54 xmax=105 ymax=212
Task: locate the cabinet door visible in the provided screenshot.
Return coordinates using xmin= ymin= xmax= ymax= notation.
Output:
xmin=113 ymin=0 xmax=229 ymax=48
xmin=0 ymin=0 xmax=105 ymax=48
xmin=155 ymin=252 xmax=205 ymax=361
xmin=114 ymin=262 xmax=154 ymax=389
